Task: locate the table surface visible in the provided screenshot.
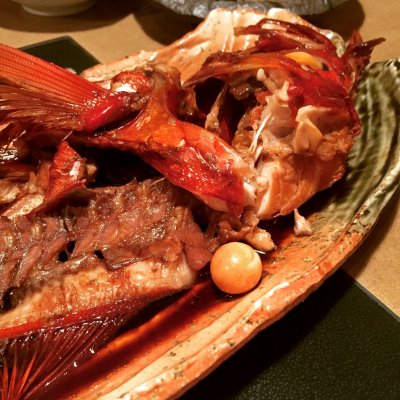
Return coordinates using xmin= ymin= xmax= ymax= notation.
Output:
xmin=0 ymin=0 xmax=399 ymax=318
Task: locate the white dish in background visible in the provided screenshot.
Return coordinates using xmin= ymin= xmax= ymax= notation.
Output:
xmin=12 ymin=0 xmax=97 ymax=16
xmin=152 ymin=0 xmax=349 ymax=19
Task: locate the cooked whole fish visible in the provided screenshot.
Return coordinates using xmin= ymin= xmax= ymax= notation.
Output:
xmin=0 ymin=6 xmax=381 ymax=353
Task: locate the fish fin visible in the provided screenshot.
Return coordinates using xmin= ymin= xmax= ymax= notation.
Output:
xmin=38 ymin=141 xmax=87 ymax=212
xmin=0 ymin=44 xmax=132 ymax=132
xmin=0 ymin=44 xmax=106 ymax=105
xmin=0 ymin=315 xmax=126 ymax=400
xmin=0 ymin=86 xmax=85 ymax=130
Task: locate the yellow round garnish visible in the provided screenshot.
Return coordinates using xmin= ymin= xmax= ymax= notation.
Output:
xmin=210 ymin=242 xmax=262 ymax=295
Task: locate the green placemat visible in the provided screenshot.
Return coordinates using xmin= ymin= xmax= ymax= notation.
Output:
xmin=22 ymin=36 xmax=99 ymax=73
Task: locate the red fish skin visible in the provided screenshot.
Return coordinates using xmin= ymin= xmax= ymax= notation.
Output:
xmin=84 ymin=69 xmax=246 ymax=215
xmin=38 ymin=141 xmax=87 ymax=211
xmin=187 ymin=52 xmax=350 ymax=110
xmin=0 ymin=273 xmax=181 ymax=340
xmin=182 ymin=21 xmax=385 ymax=222
xmin=0 ymin=46 xmax=246 ymax=215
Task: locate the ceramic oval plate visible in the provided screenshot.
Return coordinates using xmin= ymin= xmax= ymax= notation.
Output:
xmin=40 ymin=56 xmax=400 ymax=400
